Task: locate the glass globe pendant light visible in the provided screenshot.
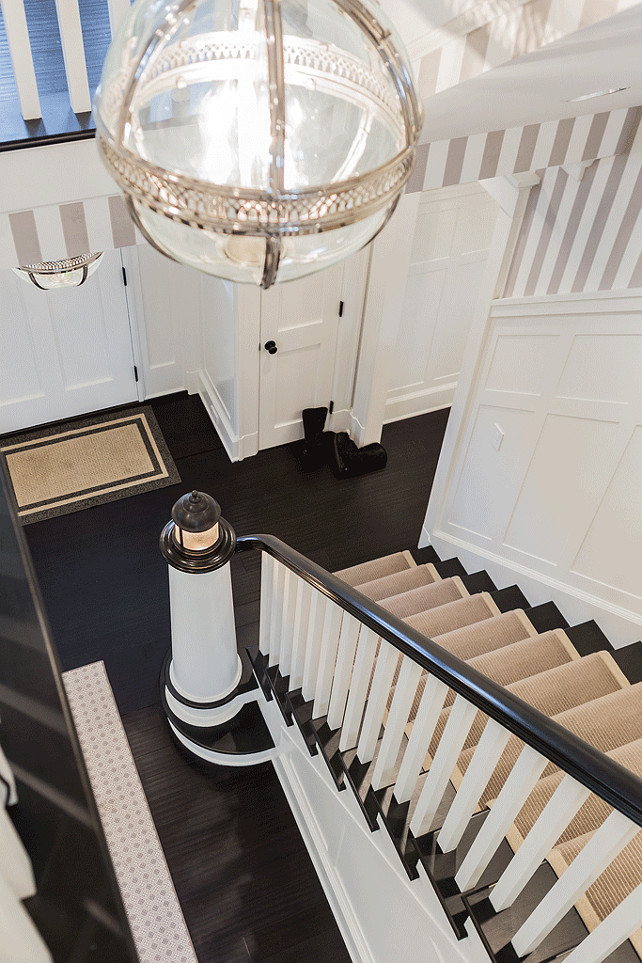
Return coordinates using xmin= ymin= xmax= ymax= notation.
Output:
xmin=94 ymin=0 xmax=423 ymax=288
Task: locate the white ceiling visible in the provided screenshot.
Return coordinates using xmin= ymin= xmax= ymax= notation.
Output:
xmin=417 ymin=3 xmax=642 ymax=143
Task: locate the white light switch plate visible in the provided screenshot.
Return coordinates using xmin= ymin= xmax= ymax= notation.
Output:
xmin=492 ymin=423 xmax=504 ymax=451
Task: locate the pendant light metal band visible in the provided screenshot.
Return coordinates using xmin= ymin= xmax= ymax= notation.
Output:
xmin=262 ymin=0 xmax=285 ymax=288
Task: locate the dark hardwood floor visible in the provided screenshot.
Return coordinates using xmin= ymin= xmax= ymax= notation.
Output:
xmin=24 ymin=393 xmax=449 ymax=963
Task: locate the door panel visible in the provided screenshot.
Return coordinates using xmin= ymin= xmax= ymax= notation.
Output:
xmin=0 ymin=251 xmax=138 ymax=434
xmin=259 ymin=264 xmax=343 ymax=449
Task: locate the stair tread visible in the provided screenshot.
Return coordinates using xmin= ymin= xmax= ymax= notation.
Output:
xmin=566 ymin=619 xmax=613 ymax=656
xmin=405 ymin=592 xmax=500 ymax=639
xmin=502 ymin=737 xmax=642 ymax=852
xmin=460 ymin=570 xmax=498 ymax=595
xmin=380 ymin=576 xmax=468 ymax=619
xmin=333 ymin=551 xmax=415 ymax=586
xmin=548 ymin=830 xmax=642 ymax=957
xmin=456 ymin=682 xmax=642 ymax=808
xmin=524 ymin=601 xmax=569 ymax=633
xmin=611 ymin=641 xmax=642 ymax=685
xmin=435 ymin=651 xmax=629 ymax=764
xmin=491 ymin=585 xmax=531 ymax=613
xmin=353 ymin=563 xmax=441 ymax=602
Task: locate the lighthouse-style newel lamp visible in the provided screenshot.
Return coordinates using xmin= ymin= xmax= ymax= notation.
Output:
xmin=160 ymin=490 xmax=275 ymax=765
xmin=160 ymin=490 xmax=242 ymax=741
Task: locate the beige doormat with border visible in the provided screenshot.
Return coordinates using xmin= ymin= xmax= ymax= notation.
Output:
xmin=63 ymin=661 xmax=198 ymax=963
xmin=0 ymin=406 xmax=180 ymax=524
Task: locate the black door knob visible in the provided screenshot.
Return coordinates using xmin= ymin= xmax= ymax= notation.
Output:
xmin=264 ymin=340 xmax=278 ymax=354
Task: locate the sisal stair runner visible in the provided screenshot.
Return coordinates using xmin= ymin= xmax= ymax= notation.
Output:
xmin=327 ymin=549 xmax=642 ymax=961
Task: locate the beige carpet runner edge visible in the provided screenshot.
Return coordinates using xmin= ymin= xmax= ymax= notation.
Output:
xmin=335 ymin=550 xmax=642 ymax=959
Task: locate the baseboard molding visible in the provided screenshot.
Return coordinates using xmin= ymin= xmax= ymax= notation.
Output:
xmin=430 ymin=529 xmax=642 ymax=647
xmin=349 ymin=412 xmax=367 ymax=447
xmin=384 ymin=384 xmax=456 ymax=424
xmin=186 ymin=369 xmax=239 ymax=462
xmin=328 ymin=407 xmax=353 ymax=435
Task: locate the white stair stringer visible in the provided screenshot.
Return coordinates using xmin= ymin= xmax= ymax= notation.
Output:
xmin=260 ymin=693 xmax=492 ymax=963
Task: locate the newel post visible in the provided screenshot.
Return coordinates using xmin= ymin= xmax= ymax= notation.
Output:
xmin=159 ymin=491 xmax=275 ymax=765
xmin=160 ymin=490 xmax=242 ymax=717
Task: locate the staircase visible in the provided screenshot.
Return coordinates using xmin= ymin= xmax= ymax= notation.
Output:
xmin=241 ymin=537 xmax=642 ymax=963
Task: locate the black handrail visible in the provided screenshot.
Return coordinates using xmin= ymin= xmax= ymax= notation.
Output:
xmin=237 ymin=533 xmax=642 ymax=828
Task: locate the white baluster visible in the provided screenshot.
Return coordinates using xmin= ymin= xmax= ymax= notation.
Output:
xmin=0 ymin=0 xmax=41 ymax=119
xmin=339 ymin=627 xmax=380 ymax=751
xmin=0 ymin=807 xmax=35 ymax=900
xmin=302 ymin=590 xmax=325 ymax=702
xmin=312 ymin=602 xmax=343 ymax=718
xmin=371 ymin=658 xmax=423 ymax=790
xmin=357 ymin=641 xmax=399 ymax=764
xmin=410 ymin=695 xmax=478 ymax=838
xmin=491 ymin=774 xmax=591 ymax=911
xmin=0 ymin=869 xmax=51 ymax=963
xmin=278 ymin=568 xmax=298 ymax=676
xmin=512 ymin=811 xmax=639 ymax=958
xmin=53 ymin=0 xmax=91 ymax=114
xmin=0 ymin=744 xmax=17 ymax=806
xmin=327 ymin=614 xmax=362 ymax=731
xmin=289 ymin=580 xmax=312 ymax=689
xmin=106 ymin=0 xmax=131 ymax=34
xmin=456 ymin=745 xmax=548 ymax=892
xmin=394 ymin=675 xmax=449 ymax=804
xmin=258 ymin=553 xmax=275 ymax=655
xmin=268 ymin=562 xmax=285 ymax=666
xmin=438 ymin=719 xmax=511 ymax=853
xmin=563 ymin=880 xmax=642 ymax=963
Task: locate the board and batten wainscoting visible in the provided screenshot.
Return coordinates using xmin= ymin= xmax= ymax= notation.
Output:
xmin=422 ymin=290 xmax=642 ymax=646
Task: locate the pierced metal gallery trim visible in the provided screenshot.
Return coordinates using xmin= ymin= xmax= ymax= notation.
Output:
xmin=16 ymin=252 xmax=102 ymax=289
xmin=98 ymin=134 xmax=415 ymax=237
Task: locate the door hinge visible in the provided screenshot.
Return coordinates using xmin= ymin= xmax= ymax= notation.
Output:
xmin=329 ymin=400 xmax=334 ymax=414
xmin=338 ymin=300 xmax=344 ymax=318
xmin=122 ymin=266 xmax=128 ymax=286
xmin=133 ymin=365 xmax=138 ymax=382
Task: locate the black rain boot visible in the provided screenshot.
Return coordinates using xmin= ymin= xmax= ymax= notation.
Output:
xmin=298 ymin=406 xmax=328 ymax=470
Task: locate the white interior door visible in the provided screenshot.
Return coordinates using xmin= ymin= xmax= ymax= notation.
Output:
xmin=259 ymin=264 xmax=343 ymax=449
xmin=0 ymin=250 xmax=138 ymax=434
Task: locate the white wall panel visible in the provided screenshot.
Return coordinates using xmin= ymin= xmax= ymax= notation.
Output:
xmin=556 ymin=334 xmax=642 ymax=404
xmin=573 ymin=427 xmax=642 ymax=600
xmin=386 ymin=184 xmax=498 ymax=422
xmin=486 ymin=333 xmax=561 ymax=396
xmin=448 ymin=405 xmax=537 ymax=540
xmin=503 ymin=413 xmax=623 ymax=566
xmin=427 ymin=293 xmax=642 ymax=643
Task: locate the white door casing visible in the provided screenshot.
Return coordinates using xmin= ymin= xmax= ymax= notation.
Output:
xmin=259 ymin=264 xmax=344 ymax=450
xmin=0 ymin=250 xmax=138 ymax=434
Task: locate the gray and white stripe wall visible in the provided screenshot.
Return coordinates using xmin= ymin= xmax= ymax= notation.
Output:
xmin=407 ymin=107 xmax=640 ymax=193
xmin=502 ymin=129 xmax=642 ymax=296
xmin=0 ymin=194 xmax=138 ymax=270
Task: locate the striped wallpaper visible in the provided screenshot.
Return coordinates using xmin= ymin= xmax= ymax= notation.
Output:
xmin=0 ymin=194 xmax=138 ymax=270
xmin=407 ymin=107 xmax=639 ymax=193
xmin=503 ymin=118 xmax=642 ymax=296
xmin=417 ymin=0 xmax=639 ymax=99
